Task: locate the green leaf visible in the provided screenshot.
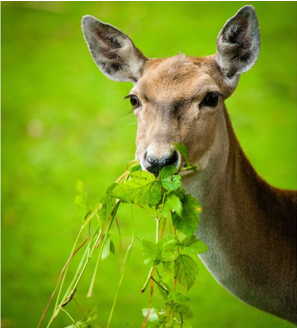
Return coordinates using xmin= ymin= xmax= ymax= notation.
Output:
xmin=157 ymin=281 xmax=171 ymax=300
xmin=130 ymin=164 xmax=142 ymax=173
xmin=141 ymin=239 xmax=163 ymax=266
xmin=171 ymin=187 xmax=186 ymax=202
xmin=111 ymin=171 xmax=162 ymax=206
xmin=101 ymin=235 xmax=116 ymax=260
xmin=162 ymin=194 xmax=183 ymax=219
xmin=174 ymin=254 xmax=198 ymax=291
xmin=101 ymin=234 xmax=111 ymax=260
xmin=165 ymin=300 xmax=190 ymax=316
xmin=168 ymin=291 xmax=190 ymax=302
xmin=158 ymin=165 xmax=177 ymax=179
xmin=163 ymin=236 xmax=179 ymax=252
xmin=157 ymin=284 xmax=168 ymax=300
xmin=181 ymin=235 xmax=208 ymax=254
xmin=110 ymin=240 xmax=116 ymax=255
xmin=174 ymin=143 xmax=190 ymax=166
xmin=126 ymin=159 xmax=141 ymax=173
xmin=74 ymin=194 xmax=88 ymax=211
xmin=98 ymin=185 xmax=116 ymax=229
xmin=161 ymin=175 xmax=182 ymax=192
xmin=74 ymin=180 xmax=89 ymax=219
xmin=162 ymin=260 xmax=173 ymax=273
xmin=158 ymin=166 xmax=182 ymax=192
xmin=75 ymin=180 xmax=86 ymax=194
xmin=172 ymin=194 xmax=200 ymax=236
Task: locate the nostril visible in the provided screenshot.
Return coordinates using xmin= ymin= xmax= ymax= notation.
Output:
xmin=146 ymin=155 xmax=159 ymax=166
xmin=145 ymin=151 xmax=179 ymax=175
xmin=164 ymin=151 xmax=178 ymax=166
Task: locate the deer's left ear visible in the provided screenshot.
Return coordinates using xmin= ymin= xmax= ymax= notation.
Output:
xmin=216 ymin=6 xmax=260 ymax=83
xmin=82 ymin=16 xmax=147 ymax=83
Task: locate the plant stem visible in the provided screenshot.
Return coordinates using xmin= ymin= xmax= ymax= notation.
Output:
xmin=179 ymin=312 xmax=183 ymax=327
xmin=52 ymin=203 xmax=103 ymax=313
xmin=159 ymin=216 xmax=167 ymax=240
xmin=106 ymin=204 xmax=135 ymax=328
xmin=46 ymin=201 xmax=120 ymax=327
xmin=141 ymin=266 xmax=154 ymax=293
xmin=155 ymin=217 xmax=159 ymax=242
xmin=140 ymin=215 xmax=160 ymax=293
xmin=47 ymin=234 xmax=94 ymax=327
xmin=54 ymin=225 xmax=85 ymax=307
xmin=59 ymin=307 xmax=79 ymax=328
xmin=138 ymin=204 xmax=155 ymax=219
xmin=106 ymin=243 xmax=133 ymax=328
xmin=37 ymin=235 xmax=90 ymax=328
xmin=87 ymin=200 xmax=121 ymax=297
xmin=115 ymin=218 xmax=123 ymax=270
xmin=41 ymin=210 xmax=99 ymax=328
xmin=179 ymin=164 xmax=198 ymax=171
xmin=86 ymin=241 xmax=104 ymax=298
xmin=150 ymin=276 xmax=169 ymax=295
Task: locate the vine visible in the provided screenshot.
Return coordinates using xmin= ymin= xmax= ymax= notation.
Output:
xmin=38 ymin=144 xmax=208 ymax=328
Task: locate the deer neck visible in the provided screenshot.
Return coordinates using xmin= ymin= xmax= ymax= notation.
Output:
xmin=181 ymin=104 xmax=297 ymax=322
xmin=181 ymin=103 xmax=263 ymax=295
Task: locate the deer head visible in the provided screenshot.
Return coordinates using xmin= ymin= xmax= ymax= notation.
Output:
xmin=82 ymin=6 xmax=260 ymax=176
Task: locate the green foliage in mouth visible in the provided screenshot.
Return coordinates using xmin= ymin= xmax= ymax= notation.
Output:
xmin=39 ymin=144 xmax=207 ymax=328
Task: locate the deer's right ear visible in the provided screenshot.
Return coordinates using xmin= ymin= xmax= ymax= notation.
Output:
xmin=82 ymin=16 xmax=147 ymax=83
xmin=216 ymin=6 xmax=260 ymax=85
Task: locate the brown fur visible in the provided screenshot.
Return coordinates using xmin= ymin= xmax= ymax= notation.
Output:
xmin=219 ymin=105 xmax=297 ymax=322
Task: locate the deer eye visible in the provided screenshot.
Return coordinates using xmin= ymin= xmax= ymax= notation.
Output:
xmin=200 ymin=92 xmax=219 ymax=108
xmin=130 ymin=95 xmax=140 ymax=108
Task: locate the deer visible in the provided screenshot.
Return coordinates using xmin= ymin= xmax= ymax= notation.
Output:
xmin=82 ymin=5 xmax=297 ymax=325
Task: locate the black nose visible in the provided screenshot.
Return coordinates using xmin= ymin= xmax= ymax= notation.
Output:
xmin=144 ymin=151 xmax=179 ymax=175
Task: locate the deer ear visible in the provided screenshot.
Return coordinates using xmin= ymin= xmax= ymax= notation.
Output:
xmin=216 ymin=6 xmax=260 ymax=83
xmin=82 ymin=16 xmax=147 ymax=83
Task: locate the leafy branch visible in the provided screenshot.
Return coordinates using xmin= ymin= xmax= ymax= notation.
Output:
xmin=38 ymin=144 xmax=208 ymax=328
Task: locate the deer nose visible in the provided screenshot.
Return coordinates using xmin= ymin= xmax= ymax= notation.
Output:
xmin=143 ymin=150 xmax=179 ymax=175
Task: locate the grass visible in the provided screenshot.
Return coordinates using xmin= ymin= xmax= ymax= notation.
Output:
xmin=1 ymin=2 xmax=296 ymax=328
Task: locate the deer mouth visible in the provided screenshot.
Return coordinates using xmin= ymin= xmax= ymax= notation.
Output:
xmin=139 ymin=150 xmax=182 ymax=176
xmin=139 ymin=150 xmax=199 ymax=177
xmin=178 ymin=161 xmax=200 ymax=177
xmin=179 ymin=168 xmax=195 ymax=177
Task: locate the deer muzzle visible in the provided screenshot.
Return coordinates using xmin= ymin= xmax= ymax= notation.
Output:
xmin=142 ymin=149 xmax=181 ymax=176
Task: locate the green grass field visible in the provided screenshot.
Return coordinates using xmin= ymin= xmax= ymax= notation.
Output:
xmin=2 ymin=2 xmax=296 ymax=328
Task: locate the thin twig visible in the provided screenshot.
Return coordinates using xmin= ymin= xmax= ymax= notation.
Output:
xmin=151 ymin=276 xmax=170 ymax=295
xmin=179 ymin=312 xmax=183 ymax=327
xmin=87 ymin=201 xmax=121 ymax=297
xmin=138 ymin=205 xmax=155 ymax=219
xmin=141 ymin=266 xmax=154 ymax=293
xmin=106 ymin=243 xmax=133 ymax=328
xmin=106 ymin=204 xmax=135 ymax=328
xmin=116 ymin=218 xmax=123 ymax=270
xmin=37 ymin=236 xmax=90 ymax=328
xmin=141 ymin=267 xmax=156 ymax=328
xmin=59 ymin=307 xmax=79 ymax=328
xmin=159 ymin=216 xmax=167 ymax=240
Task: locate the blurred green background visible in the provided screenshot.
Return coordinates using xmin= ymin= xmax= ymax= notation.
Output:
xmin=2 ymin=2 xmax=296 ymax=328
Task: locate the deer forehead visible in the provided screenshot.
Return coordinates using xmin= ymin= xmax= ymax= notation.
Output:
xmin=131 ymin=54 xmax=222 ymax=103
